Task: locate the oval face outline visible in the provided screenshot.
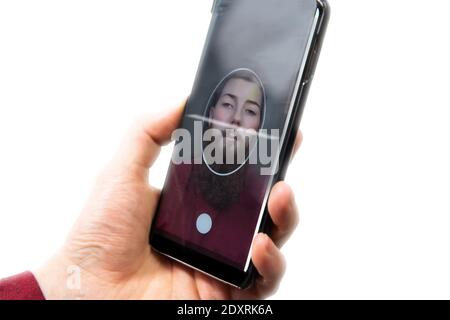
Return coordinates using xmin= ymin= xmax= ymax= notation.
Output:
xmin=201 ymin=68 xmax=267 ymax=177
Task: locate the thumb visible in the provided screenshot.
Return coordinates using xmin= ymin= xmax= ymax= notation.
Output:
xmin=109 ymin=99 xmax=186 ymax=181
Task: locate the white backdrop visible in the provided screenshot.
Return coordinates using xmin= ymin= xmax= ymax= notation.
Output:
xmin=1 ymin=1 xmax=450 ymax=299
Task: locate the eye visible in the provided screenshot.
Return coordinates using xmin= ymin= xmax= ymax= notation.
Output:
xmin=245 ymin=108 xmax=257 ymax=116
xmin=222 ymin=102 xmax=234 ymax=109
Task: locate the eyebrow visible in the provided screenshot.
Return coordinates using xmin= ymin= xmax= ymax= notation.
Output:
xmin=221 ymin=93 xmax=261 ymax=109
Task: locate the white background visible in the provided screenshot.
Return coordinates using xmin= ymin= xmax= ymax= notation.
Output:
xmin=1 ymin=0 xmax=450 ymax=299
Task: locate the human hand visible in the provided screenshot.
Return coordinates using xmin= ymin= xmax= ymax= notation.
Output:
xmin=34 ymin=100 xmax=302 ymax=299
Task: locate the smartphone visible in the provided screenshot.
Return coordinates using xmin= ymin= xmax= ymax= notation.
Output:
xmin=150 ymin=0 xmax=329 ymax=289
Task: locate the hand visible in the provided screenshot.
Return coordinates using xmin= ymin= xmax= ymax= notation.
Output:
xmin=34 ymin=100 xmax=302 ymax=299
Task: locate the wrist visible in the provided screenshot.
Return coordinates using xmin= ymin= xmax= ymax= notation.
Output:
xmin=33 ymin=252 xmax=84 ymax=300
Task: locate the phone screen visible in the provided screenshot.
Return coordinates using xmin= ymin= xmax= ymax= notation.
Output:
xmin=153 ymin=0 xmax=319 ymax=271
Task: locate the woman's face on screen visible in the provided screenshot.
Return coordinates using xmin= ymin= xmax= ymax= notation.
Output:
xmin=209 ymin=77 xmax=263 ymax=159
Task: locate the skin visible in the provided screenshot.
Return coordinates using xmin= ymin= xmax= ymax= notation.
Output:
xmin=33 ymin=99 xmax=303 ymax=299
xmin=209 ymin=78 xmax=262 ymax=159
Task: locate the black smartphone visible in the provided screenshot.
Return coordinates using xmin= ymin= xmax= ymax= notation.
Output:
xmin=150 ymin=0 xmax=329 ymax=289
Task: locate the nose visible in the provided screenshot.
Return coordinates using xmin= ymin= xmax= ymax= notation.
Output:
xmin=231 ymin=110 xmax=241 ymax=127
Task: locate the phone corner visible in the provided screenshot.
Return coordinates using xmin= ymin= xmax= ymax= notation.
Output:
xmin=238 ymin=268 xmax=257 ymax=290
xmin=316 ymin=0 xmax=331 ymax=20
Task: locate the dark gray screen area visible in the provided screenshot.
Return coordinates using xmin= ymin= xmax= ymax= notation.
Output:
xmin=183 ymin=0 xmax=317 ymax=133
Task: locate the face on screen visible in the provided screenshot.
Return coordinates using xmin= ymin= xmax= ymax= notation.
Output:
xmin=204 ymin=71 xmax=265 ymax=174
xmin=209 ymin=77 xmax=262 ymax=154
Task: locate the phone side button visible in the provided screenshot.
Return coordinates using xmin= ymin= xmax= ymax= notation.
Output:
xmin=304 ymin=48 xmax=318 ymax=83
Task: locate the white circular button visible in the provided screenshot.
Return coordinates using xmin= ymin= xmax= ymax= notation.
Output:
xmin=196 ymin=213 xmax=212 ymax=234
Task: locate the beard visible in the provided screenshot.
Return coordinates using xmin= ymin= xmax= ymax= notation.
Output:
xmin=189 ymin=162 xmax=247 ymax=211
xmin=187 ymin=127 xmax=258 ymax=210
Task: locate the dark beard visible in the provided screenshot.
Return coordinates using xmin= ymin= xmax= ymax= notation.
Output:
xmin=189 ymin=162 xmax=247 ymax=210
